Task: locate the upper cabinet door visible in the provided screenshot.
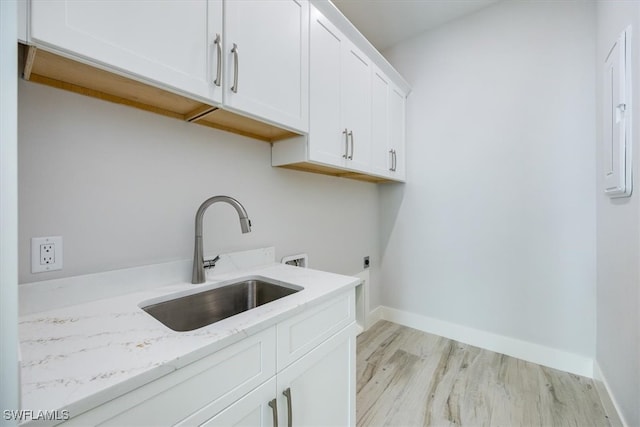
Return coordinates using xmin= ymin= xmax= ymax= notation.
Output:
xmin=388 ymin=84 xmax=406 ymax=181
xmin=224 ymin=0 xmax=309 ymax=133
xmin=341 ymin=42 xmax=371 ymax=172
xmin=308 ymin=6 xmax=347 ymax=168
xmin=371 ymin=68 xmax=390 ymax=177
xmin=30 ymin=0 xmax=223 ymax=104
xmin=371 ymin=65 xmax=407 ymax=181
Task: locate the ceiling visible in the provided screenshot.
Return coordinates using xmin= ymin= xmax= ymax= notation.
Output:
xmin=332 ymin=0 xmax=500 ymax=51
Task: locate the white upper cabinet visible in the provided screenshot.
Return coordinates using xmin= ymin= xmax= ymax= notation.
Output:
xmin=308 ymin=6 xmax=347 ymax=168
xmin=224 ymin=0 xmax=309 ymax=133
xmin=307 ymin=5 xmax=370 ymax=173
xmin=28 ymin=0 xmax=309 ymax=133
xmin=388 ymin=84 xmax=406 ymax=180
xmin=341 ymin=43 xmax=372 ymax=172
xmin=28 ymin=0 xmax=408 ymax=182
xmin=371 ymin=69 xmax=390 ymax=177
xmin=30 ymin=0 xmax=223 ymax=103
xmin=372 ymin=66 xmax=406 ymax=181
xmin=272 ymin=3 xmax=408 ymax=183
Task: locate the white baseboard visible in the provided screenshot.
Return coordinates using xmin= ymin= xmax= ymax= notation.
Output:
xmin=593 ymin=361 xmax=627 ymax=427
xmin=367 ymin=305 xmax=593 ymax=378
xmin=368 ymin=305 xmax=384 ymax=328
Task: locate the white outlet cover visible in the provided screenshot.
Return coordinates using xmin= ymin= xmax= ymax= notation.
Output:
xmin=31 ymin=236 xmax=63 ymax=273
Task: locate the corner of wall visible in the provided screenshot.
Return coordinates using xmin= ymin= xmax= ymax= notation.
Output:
xmin=593 ymin=361 xmax=628 ymax=427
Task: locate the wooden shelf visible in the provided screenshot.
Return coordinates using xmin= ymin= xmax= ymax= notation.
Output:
xmin=20 ymin=44 xmax=299 ymax=143
xmin=277 ymin=162 xmax=393 ymax=183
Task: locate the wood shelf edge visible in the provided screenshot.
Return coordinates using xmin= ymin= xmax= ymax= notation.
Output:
xmin=276 ymin=162 xmax=396 ymax=183
xmin=19 ymin=43 xmax=301 ymax=144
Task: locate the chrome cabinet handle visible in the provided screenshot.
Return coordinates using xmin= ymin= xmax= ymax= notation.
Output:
xmin=268 ymin=398 xmax=278 ymax=427
xmin=342 ymin=128 xmax=349 ymax=159
xmin=283 ymin=388 xmax=292 ymax=427
xmin=348 ymin=131 xmax=354 ymax=160
xmin=213 ymin=34 xmax=222 ymax=87
xmin=231 ymin=43 xmax=239 ymax=93
xmin=389 ymin=149 xmax=394 ymax=171
xmin=392 ymin=149 xmax=397 ymax=171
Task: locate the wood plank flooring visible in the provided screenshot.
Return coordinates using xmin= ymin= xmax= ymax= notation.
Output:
xmin=356 ymin=321 xmax=610 ymax=427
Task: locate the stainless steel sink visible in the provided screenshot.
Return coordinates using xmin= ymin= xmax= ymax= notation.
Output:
xmin=141 ymin=277 xmax=302 ymax=332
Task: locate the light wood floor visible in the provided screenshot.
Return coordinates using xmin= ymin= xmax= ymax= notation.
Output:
xmin=356 ymin=321 xmax=610 ymax=427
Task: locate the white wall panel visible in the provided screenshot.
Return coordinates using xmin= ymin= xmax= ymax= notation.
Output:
xmin=382 ymin=0 xmax=597 ymax=364
xmin=17 ymin=81 xmax=380 ymax=312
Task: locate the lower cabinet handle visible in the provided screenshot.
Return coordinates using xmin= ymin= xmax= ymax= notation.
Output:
xmin=348 ymin=131 xmax=354 ymax=160
xmin=283 ymin=388 xmax=292 ymax=427
xmin=268 ymin=398 xmax=278 ymax=427
xmin=342 ymin=128 xmax=349 ymax=159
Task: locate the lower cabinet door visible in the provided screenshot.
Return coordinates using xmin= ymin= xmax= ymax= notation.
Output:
xmin=276 ymin=323 xmax=356 ymax=427
xmin=201 ymin=378 xmax=277 ymax=427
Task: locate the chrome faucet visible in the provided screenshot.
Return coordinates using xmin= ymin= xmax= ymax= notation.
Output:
xmin=192 ymin=195 xmax=252 ymax=284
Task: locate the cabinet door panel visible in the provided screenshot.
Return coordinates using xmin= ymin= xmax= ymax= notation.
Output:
xmin=371 ymin=69 xmax=391 ymax=177
xmin=342 ymin=43 xmax=371 ymax=172
xmin=224 ymin=0 xmax=308 ymax=132
xmin=200 ymin=378 xmax=276 ymax=427
xmin=31 ymin=0 xmax=222 ymax=103
xmin=308 ymin=7 xmax=346 ymax=168
xmin=389 ymin=85 xmax=406 ymax=180
xmin=277 ymin=290 xmax=355 ymax=371
xmin=277 ymin=324 xmax=356 ymax=427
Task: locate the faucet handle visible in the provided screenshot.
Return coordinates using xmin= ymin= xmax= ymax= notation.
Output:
xmin=203 ymin=255 xmax=220 ymax=269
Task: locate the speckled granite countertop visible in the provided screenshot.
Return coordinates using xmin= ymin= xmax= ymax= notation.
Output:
xmin=19 ymin=254 xmax=360 ymax=422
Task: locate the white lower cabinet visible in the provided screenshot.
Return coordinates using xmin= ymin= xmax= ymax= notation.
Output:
xmin=200 ymin=378 xmax=277 ymax=427
xmin=276 ymin=325 xmax=355 ymax=427
xmin=202 ymin=324 xmax=355 ymax=427
xmin=59 ymin=290 xmax=355 ymax=427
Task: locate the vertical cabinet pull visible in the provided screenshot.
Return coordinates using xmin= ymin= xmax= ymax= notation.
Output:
xmin=389 ymin=149 xmax=397 ymax=171
xmin=268 ymin=398 xmax=278 ymax=427
xmin=342 ymin=128 xmax=349 ymax=159
xmin=283 ymin=388 xmax=292 ymax=427
xmin=213 ymin=34 xmax=222 ymax=87
xmin=348 ymin=131 xmax=354 ymax=160
xmin=231 ymin=43 xmax=239 ymax=93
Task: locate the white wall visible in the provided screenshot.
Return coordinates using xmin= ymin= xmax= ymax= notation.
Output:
xmin=1 ymin=0 xmax=20 ymax=423
xmin=381 ymin=0 xmax=597 ymax=362
xmin=595 ymin=2 xmax=640 ymax=426
xmin=18 ymin=80 xmax=381 ymax=308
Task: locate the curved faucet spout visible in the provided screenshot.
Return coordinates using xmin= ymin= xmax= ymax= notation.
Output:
xmin=192 ymin=196 xmax=252 ymax=284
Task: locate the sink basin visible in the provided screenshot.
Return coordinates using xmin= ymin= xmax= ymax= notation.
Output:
xmin=141 ymin=277 xmax=302 ymax=332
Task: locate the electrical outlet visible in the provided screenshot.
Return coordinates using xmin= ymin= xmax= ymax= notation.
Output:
xmin=31 ymin=236 xmax=63 ymax=273
xmin=40 ymin=244 xmax=55 ymax=264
